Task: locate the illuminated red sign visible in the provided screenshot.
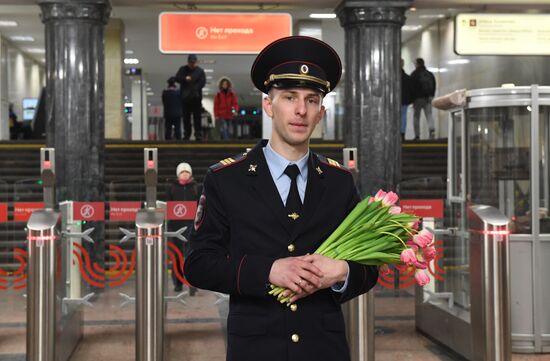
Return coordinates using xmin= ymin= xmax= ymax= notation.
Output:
xmin=159 ymin=12 xmax=292 ymax=54
xmin=109 ymin=202 xmax=141 ymax=222
xmin=0 ymin=203 xmax=7 ymax=223
xmin=73 ymin=202 xmax=105 ymax=221
xmin=14 ymin=202 xmax=45 ymax=222
xmin=401 ymin=199 xmax=444 ymax=218
xmin=167 ymin=201 xmax=197 ymax=221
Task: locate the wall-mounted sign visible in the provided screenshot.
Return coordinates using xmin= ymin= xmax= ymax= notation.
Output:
xmin=0 ymin=203 xmax=7 ymax=223
xmin=73 ymin=202 xmax=105 ymax=221
xmin=14 ymin=202 xmax=44 ymax=222
xmin=159 ymin=12 xmax=292 ymax=54
xmin=401 ymin=199 xmax=444 ymax=219
xmin=110 ymin=202 xmax=141 ymax=222
xmin=167 ymin=201 xmax=197 ymax=221
xmin=455 ymin=13 xmax=550 ymax=55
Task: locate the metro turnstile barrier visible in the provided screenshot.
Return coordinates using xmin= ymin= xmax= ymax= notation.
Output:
xmin=136 ymin=148 xmax=166 ymax=361
xmin=469 ymin=205 xmax=511 ymax=361
xmin=416 ymin=204 xmax=511 ymax=361
xmin=26 ymin=148 xmax=60 ymax=361
xmin=341 ymin=147 xmax=375 ymax=361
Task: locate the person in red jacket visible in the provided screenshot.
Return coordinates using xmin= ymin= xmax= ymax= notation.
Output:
xmin=214 ymin=77 xmax=239 ymax=140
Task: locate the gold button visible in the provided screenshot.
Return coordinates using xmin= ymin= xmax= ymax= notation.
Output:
xmin=291 ymin=333 xmax=300 ymax=343
xmin=290 ymin=304 xmax=298 ymax=312
xmin=287 ymin=244 xmax=295 ymax=252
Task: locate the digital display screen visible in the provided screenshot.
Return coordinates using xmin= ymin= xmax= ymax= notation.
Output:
xmin=23 ymin=98 xmax=38 ymax=121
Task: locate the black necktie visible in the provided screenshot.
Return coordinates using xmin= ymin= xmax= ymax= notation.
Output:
xmin=284 ymin=164 xmax=302 ymax=222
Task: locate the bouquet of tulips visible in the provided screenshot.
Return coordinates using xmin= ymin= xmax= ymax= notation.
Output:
xmin=269 ymin=190 xmax=435 ymax=305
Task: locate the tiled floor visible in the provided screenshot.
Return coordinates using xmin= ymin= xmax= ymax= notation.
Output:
xmin=1 ymin=283 xmax=549 ymax=361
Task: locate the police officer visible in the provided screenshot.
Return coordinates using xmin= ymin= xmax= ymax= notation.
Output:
xmin=185 ymin=36 xmax=378 ymax=361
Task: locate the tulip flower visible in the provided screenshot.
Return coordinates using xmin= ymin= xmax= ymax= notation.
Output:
xmin=389 ymin=206 xmax=402 ymax=215
xmin=374 ymin=189 xmax=387 ymax=201
xmin=412 ymin=229 xmax=433 ymax=248
xmin=415 ymin=270 xmax=430 ymax=286
xmin=409 ymin=219 xmax=421 ymax=230
xmin=422 ymin=246 xmax=436 ymax=262
xmin=382 ymin=192 xmax=399 ymax=207
xmin=400 ymin=249 xmax=417 ymax=264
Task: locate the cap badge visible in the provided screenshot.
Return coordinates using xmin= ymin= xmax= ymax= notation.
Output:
xmin=300 ymin=64 xmax=309 ymax=74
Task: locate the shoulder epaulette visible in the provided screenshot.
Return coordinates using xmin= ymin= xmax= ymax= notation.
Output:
xmin=316 ymin=153 xmax=351 ymax=172
xmin=209 ymin=152 xmax=248 ymax=172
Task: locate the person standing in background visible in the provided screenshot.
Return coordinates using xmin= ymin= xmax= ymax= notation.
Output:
xmin=214 ymin=77 xmax=239 ymax=141
xmin=410 ymin=58 xmax=436 ymax=140
xmin=176 ymin=54 xmax=206 ymax=141
xmin=162 ymin=77 xmax=182 ymax=140
xmin=400 ymin=59 xmax=413 ymax=142
xmin=166 ymin=162 xmax=200 ymax=293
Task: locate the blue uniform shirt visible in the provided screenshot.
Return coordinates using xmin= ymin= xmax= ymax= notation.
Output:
xmin=263 ymin=141 xmax=349 ymax=292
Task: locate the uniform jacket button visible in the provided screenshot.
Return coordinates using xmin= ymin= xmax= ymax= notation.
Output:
xmin=287 ymin=244 xmax=295 ymax=252
xmin=290 ymin=304 xmax=298 ymax=312
xmin=291 ymin=333 xmax=300 ymax=343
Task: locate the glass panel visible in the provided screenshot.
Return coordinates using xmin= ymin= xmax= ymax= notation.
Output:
xmin=466 ymin=107 xmax=531 ymax=234
xmin=540 ymin=106 xmax=550 ymax=234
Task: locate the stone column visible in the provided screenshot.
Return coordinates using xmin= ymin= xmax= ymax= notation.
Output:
xmin=39 ymin=0 xmax=111 ymax=266
xmin=336 ymin=0 xmax=411 ymax=197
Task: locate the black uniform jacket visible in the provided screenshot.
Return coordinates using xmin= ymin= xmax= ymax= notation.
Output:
xmin=185 ymin=140 xmax=378 ymax=361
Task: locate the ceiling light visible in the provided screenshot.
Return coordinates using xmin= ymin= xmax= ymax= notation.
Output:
xmin=419 ymin=14 xmax=445 ymax=19
xmin=26 ymin=48 xmax=45 ymax=54
xmin=124 ymin=102 xmax=133 ymax=107
xmin=125 ymin=50 xmax=134 ymax=55
xmin=124 ymin=58 xmax=139 ymax=65
xmin=10 ymin=36 xmax=35 ymax=42
xmin=428 ymin=67 xmax=448 ymax=73
xmin=309 ymin=13 xmax=337 ymax=19
xmin=409 ymin=7 xmax=417 ymax=12
xmin=146 ymin=92 xmax=154 ymax=96
xmin=402 ymin=25 xmax=422 ymax=31
xmin=447 ymin=59 xmax=470 ymax=65
xmin=0 ymin=20 xmax=18 ymax=27
xmin=204 ymin=69 xmax=214 ymax=73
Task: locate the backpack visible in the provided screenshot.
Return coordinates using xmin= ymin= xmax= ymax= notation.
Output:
xmin=417 ymin=70 xmax=434 ymax=96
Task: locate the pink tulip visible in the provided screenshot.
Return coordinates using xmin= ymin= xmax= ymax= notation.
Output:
xmin=415 ymin=270 xmax=430 ymax=286
xmin=422 ymin=246 xmax=436 ymax=262
xmin=414 ymin=260 xmax=428 ymax=269
xmin=382 ymin=192 xmax=399 ymax=207
xmin=379 ymin=264 xmax=391 ymax=275
xmin=409 ymin=219 xmax=421 ymax=230
xmin=389 ymin=206 xmax=402 ymax=215
xmin=400 ymin=249 xmax=417 ymax=264
xmin=412 ymin=229 xmax=434 ymax=248
xmin=374 ymin=190 xmax=387 ymax=201
xmin=368 ymin=197 xmax=375 ymax=204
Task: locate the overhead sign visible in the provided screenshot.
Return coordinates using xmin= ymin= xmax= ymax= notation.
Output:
xmin=14 ymin=202 xmax=45 ymax=222
xmin=455 ymin=13 xmax=550 ymax=55
xmin=159 ymin=12 xmax=292 ymax=54
xmin=401 ymin=200 xmax=444 ymax=219
xmin=0 ymin=203 xmax=7 ymax=223
xmin=110 ymin=202 xmax=141 ymax=222
xmin=167 ymin=201 xmax=198 ymax=221
xmin=73 ymin=202 xmax=105 ymax=221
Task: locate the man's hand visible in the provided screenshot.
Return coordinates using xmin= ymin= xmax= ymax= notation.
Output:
xmin=299 ymin=254 xmax=348 ymax=290
xmin=269 ymin=257 xmax=324 ymax=298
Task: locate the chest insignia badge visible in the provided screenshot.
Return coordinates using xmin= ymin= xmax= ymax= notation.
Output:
xmin=316 ymin=166 xmax=323 ymax=175
xmin=248 ymin=164 xmax=257 ymax=172
xmin=288 ymin=212 xmax=300 ymax=221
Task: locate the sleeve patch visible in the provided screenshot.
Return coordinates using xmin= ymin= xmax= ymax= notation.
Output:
xmin=194 ymin=194 xmax=207 ymax=231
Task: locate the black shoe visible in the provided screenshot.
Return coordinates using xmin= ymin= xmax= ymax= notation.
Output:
xmin=174 ymin=284 xmax=183 ymax=292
